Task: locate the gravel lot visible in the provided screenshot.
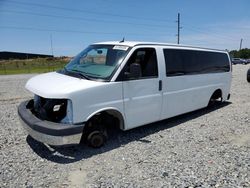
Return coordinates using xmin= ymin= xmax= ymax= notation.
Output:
xmin=0 ymin=65 xmax=249 ymax=188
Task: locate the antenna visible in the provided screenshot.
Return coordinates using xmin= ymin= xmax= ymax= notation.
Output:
xmin=239 ymin=38 xmax=243 ymax=50
xmin=119 ymin=37 xmax=125 ymax=43
xmin=176 ymin=13 xmax=182 ymax=44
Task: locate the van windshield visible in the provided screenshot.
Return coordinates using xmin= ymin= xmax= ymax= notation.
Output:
xmin=64 ymin=45 xmax=130 ymax=81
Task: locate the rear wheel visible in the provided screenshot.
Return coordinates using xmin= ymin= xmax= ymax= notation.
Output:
xmin=208 ymin=90 xmax=222 ymax=107
xmin=247 ymin=68 xmax=250 ymax=82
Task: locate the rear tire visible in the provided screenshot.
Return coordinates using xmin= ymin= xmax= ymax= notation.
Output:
xmin=208 ymin=90 xmax=222 ymax=107
xmin=247 ymin=68 xmax=250 ymax=83
xmin=208 ymin=98 xmax=217 ymax=106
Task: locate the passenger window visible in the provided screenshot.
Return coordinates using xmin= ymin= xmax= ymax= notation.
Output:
xmin=164 ymin=49 xmax=230 ymax=77
xmin=164 ymin=49 xmax=185 ymax=76
xmin=125 ymin=48 xmax=158 ymax=78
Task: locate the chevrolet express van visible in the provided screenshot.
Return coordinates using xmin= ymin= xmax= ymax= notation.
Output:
xmin=18 ymin=41 xmax=232 ymax=147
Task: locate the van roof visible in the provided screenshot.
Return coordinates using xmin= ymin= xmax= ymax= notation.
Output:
xmin=94 ymin=41 xmax=227 ymax=53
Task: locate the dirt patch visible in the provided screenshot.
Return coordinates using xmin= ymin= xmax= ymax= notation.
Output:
xmin=67 ymin=169 xmax=87 ymax=188
xmin=231 ymin=133 xmax=250 ymax=146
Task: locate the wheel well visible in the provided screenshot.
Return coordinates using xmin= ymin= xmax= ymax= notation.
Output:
xmin=85 ymin=110 xmax=124 ymax=130
xmin=211 ymin=89 xmax=222 ymax=100
xmin=207 ymin=89 xmax=223 ymax=107
xmin=105 ymin=109 xmax=125 ymax=130
xmin=80 ymin=110 xmax=124 ymax=144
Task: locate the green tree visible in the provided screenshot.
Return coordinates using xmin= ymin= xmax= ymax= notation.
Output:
xmin=230 ymin=48 xmax=250 ymax=59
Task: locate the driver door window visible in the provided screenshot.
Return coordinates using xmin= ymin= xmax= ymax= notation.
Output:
xmin=125 ymin=48 xmax=158 ymax=79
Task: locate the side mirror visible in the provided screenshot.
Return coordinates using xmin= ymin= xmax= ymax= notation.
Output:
xmin=124 ymin=63 xmax=142 ymax=79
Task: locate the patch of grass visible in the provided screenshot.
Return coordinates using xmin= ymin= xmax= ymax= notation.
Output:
xmin=0 ymin=57 xmax=70 ymax=75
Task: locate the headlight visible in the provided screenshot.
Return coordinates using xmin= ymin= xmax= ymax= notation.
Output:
xmin=33 ymin=95 xmax=72 ymax=124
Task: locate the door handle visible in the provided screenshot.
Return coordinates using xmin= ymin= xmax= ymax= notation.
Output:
xmin=159 ymin=80 xmax=162 ymax=91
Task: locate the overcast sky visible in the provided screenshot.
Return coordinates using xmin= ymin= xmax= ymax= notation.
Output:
xmin=0 ymin=0 xmax=249 ymax=56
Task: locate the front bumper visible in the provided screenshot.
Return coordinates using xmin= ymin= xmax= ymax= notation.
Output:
xmin=18 ymin=100 xmax=85 ymax=146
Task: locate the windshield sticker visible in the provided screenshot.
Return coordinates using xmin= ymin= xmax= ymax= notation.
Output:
xmin=113 ymin=45 xmax=129 ymax=51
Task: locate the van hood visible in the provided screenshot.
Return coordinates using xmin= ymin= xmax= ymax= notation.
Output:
xmin=26 ymin=72 xmax=106 ymax=98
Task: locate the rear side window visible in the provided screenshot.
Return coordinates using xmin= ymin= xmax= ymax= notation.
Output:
xmin=163 ymin=49 xmax=230 ymax=76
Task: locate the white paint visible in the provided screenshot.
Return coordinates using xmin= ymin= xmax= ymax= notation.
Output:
xmin=25 ymin=41 xmax=232 ymax=130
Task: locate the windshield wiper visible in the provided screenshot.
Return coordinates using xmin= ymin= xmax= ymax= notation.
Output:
xmin=63 ymin=67 xmax=90 ymax=80
xmin=74 ymin=72 xmax=91 ymax=80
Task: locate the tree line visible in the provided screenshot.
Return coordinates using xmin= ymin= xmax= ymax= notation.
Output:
xmin=229 ymin=48 xmax=250 ymax=59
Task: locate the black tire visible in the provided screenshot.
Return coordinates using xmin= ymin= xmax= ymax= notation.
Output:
xmin=208 ymin=90 xmax=222 ymax=107
xmin=87 ymin=130 xmax=107 ymax=148
xmin=208 ymin=98 xmax=216 ymax=107
xmin=247 ymin=68 xmax=250 ymax=83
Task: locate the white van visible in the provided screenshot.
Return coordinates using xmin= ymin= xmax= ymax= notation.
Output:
xmin=18 ymin=41 xmax=232 ymax=147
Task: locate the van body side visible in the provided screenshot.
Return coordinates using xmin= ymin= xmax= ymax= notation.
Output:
xmin=18 ymin=41 xmax=232 ymax=147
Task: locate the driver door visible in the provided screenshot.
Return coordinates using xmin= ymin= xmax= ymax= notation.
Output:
xmin=120 ymin=48 xmax=163 ymax=129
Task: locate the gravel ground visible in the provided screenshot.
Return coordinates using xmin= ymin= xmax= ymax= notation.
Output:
xmin=0 ymin=65 xmax=250 ymax=188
